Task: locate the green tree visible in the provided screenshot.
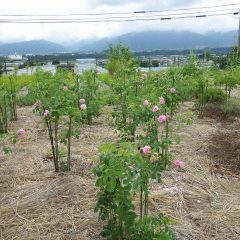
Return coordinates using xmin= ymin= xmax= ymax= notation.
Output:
xmin=151 ymin=60 xmax=159 ymax=67
xmin=52 ymin=59 xmax=60 ymax=65
xmin=106 ymin=44 xmax=140 ymax=140
xmin=106 ymin=44 xmax=137 ymax=75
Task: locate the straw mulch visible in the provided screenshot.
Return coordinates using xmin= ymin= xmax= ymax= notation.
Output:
xmin=0 ymin=103 xmax=240 ymax=240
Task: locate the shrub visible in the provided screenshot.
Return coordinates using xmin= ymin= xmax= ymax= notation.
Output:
xmin=204 ymin=88 xmax=226 ymax=103
xmin=221 ymin=98 xmax=240 ymax=117
xmin=130 ymin=215 xmax=175 ymax=240
xmin=17 ymin=93 xmax=36 ymax=106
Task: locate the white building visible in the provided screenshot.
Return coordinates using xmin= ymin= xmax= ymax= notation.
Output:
xmin=8 ymin=53 xmax=23 ymax=61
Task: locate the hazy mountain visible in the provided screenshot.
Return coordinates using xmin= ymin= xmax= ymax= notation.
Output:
xmin=0 ymin=40 xmax=66 ymax=55
xmin=0 ymin=31 xmax=238 ymax=55
xmin=61 ymin=39 xmax=98 ymax=52
xmin=75 ymin=30 xmax=238 ymax=52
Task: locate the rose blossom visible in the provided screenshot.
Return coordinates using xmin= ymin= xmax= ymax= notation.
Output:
xmin=79 ymin=98 xmax=85 ymax=104
xmin=173 ymin=160 xmax=184 ymax=168
xmin=80 ymin=104 xmax=87 ymax=110
xmin=17 ymin=128 xmax=26 ymax=137
xmin=142 ymin=145 xmax=151 ymax=155
xmin=170 ymin=87 xmax=176 ymax=94
xmin=143 ymin=100 xmax=149 ymax=107
xmin=157 ymin=114 xmax=167 ymax=123
xmin=43 ymin=110 xmax=49 ymax=117
xmin=159 ymin=96 xmax=165 ymax=105
xmin=152 ymin=106 xmax=159 ymax=112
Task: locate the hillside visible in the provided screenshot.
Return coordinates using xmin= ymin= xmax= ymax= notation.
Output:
xmin=0 ymin=31 xmax=238 ymax=55
xmin=0 ymin=40 xmax=66 ymax=55
xmin=75 ymin=30 xmax=238 ymax=52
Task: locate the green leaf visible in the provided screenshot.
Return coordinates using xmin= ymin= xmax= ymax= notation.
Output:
xmin=109 ymin=177 xmax=117 ymax=192
xmin=12 ymin=137 xmax=17 ymax=144
xmin=2 ymin=146 xmax=12 ymax=154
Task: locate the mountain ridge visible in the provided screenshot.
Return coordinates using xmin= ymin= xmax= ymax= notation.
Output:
xmin=0 ymin=30 xmax=237 ymax=55
xmin=0 ymin=40 xmax=66 ymax=55
xmin=75 ymin=30 xmax=238 ymax=52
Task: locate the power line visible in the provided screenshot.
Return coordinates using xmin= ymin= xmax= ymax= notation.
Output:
xmin=0 ymin=11 xmax=238 ymax=24
xmin=0 ymin=8 xmax=237 ymax=21
xmin=0 ymin=2 xmax=239 ymax=17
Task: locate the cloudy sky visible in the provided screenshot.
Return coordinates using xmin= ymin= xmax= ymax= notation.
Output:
xmin=0 ymin=0 xmax=239 ymax=43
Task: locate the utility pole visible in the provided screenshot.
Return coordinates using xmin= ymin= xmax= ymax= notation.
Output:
xmin=238 ymin=9 xmax=240 ymax=51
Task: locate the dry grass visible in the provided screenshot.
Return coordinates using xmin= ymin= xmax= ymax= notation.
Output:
xmin=0 ymin=103 xmax=240 ymax=240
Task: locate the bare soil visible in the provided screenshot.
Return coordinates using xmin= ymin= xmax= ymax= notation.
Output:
xmin=0 ymin=103 xmax=240 ymax=240
xmin=209 ymin=121 xmax=240 ymax=176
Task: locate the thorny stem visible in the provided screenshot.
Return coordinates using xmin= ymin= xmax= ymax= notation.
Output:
xmin=140 ymin=186 xmax=143 ymax=219
xmin=3 ymin=95 xmax=8 ymax=133
xmin=144 ymin=191 xmax=148 ymax=216
xmin=46 ymin=120 xmax=56 ymax=171
xmin=54 ymin=119 xmax=59 ymax=172
xmin=164 ymin=120 xmax=169 ymax=168
xmin=67 ymin=116 xmax=72 ymax=171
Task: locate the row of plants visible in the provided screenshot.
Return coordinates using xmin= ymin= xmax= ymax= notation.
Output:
xmin=1 ymin=45 xmax=240 ymax=239
xmin=92 ymin=45 xmax=183 ymax=239
xmin=0 ymin=67 xmax=103 ymax=171
xmin=31 ymin=68 xmax=102 ymax=171
xmin=92 ymin=45 xmax=240 ymax=239
xmin=0 ymin=72 xmax=19 ymax=133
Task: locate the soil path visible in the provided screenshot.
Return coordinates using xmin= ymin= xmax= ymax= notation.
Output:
xmin=0 ymin=104 xmax=240 ymax=240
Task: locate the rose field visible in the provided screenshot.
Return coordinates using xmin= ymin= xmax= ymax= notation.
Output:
xmin=1 ymin=45 xmax=240 ymax=240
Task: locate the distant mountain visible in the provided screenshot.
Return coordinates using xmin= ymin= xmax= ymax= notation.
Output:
xmin=0 ymin=40 xmax=66 ymax=55
xmin=0 ymin=31 xmax=238 ymax=55
xmin=75 ymin=30 xmax=238 ymax=52
xmin=62 ymin=39 xmax=98 ymax=52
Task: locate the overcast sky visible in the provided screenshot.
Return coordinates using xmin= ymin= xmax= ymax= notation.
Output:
xmin=0 ymin=0 xmax=239 ymax=43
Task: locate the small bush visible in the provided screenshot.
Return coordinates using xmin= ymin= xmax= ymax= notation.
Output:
xmin=17 ymin=93 xmax=36 ymax=106
xmin=60 ymin=160 xmax=68 ymax=172
xmin=130 ymin=215 xmax=175 ymax=240
xmin=221 ymin=98 xmax=240 ymax=117
xmin=204 ymin=98 xmax=240 ymax=121
xmin=204 ymin=88 xmax=225 ymax=103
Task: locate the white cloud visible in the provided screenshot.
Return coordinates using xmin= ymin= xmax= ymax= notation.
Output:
xmin=0 ymin=0 xmax=238 ymax=43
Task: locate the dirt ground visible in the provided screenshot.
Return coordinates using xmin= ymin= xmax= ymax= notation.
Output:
xmin=0 ymin=103 xmax=240 ymax=240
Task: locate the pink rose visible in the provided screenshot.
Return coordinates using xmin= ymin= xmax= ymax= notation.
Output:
xmin=170 ymin=88 xmax=176 ymax=94
xmin=152 ymin=106 xmax=159 ymax=112
xmin=63 ymin=86 xmax=68 ymax=91
xmin=43 ymin=110 xmax=49 ymax=117
xmin=17 ymin=128 xmax=26 ymax=137
xmin=143 ymin=100 xmax=149 ymax=107
xmin=79 ymin=98 xmax=85 ymax=104
xmin=159 ymin=96 xmax=165 ymax=105
xmin=143 ymin=145 xmax=151 ymax=155
xmin=173 ymin=160 xmax=184 ymax=168
xmin=80 ymin=104 xmax=87 ymax=110
xmin=157 ymin=114 xmax=167 ymax=123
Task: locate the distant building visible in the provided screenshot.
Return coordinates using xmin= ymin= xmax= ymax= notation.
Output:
xmin=57 ymin=62 xmax=74 ymax=71
xmin=8 ymin=53 xmax=23 ymax=61
xmin=76 ymin=58 xmax=96 ymax=64
xmin=4 ymin=53 xmax=28 ymax=72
